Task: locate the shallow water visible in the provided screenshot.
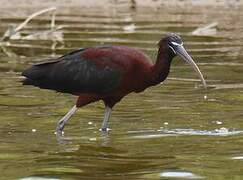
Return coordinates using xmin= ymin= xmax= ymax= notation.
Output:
xmin=0 ymin=1 xmax=243 ymax=179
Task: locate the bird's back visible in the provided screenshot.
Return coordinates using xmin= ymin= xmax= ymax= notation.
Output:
xmin=22 ymin=45 xmax=153 ymax=94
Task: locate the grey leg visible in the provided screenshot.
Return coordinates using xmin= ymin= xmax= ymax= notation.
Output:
xmin=56 ymin=105 xmax=78 ymax=133
xmin=101 ymin=106 xmax=112 ymax=132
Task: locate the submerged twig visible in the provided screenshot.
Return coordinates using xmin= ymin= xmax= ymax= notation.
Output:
xmin=0 ymin=42 xmax=17 ymax=57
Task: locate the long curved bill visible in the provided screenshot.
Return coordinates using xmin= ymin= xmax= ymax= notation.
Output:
xmin=173 ymin=45 xmax=207 ymax=89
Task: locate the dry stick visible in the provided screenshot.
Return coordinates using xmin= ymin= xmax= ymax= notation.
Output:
xmin=1 ymin=7 xmax=57 ymax=41
xmin=51 ymin=11 xmax=56 ymax=30
xmin=50 ymin=11 xmax=59 ymax=52
xmin=14 ymin=7 xmax=57 ymax=32
xmin=191 ymin=22 xmax=218 ymax=36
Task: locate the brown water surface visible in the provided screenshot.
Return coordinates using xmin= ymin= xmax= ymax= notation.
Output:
xmin=0 ymin=1 xmax=243 ymax=179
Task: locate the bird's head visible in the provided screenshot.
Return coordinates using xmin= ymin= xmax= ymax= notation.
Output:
xmin=159 ymin=33 xmax=207 ymax=89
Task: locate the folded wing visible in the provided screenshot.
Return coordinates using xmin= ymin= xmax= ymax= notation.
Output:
xmin=22 ymin=47 xmax=122 ymax=94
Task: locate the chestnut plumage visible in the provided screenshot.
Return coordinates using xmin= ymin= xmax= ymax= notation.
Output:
xmin=22 ymin=33 xmax=206 ymax=133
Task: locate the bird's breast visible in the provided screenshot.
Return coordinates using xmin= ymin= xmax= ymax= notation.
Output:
xmin=119 ymin=67 xmax=152 ymax=94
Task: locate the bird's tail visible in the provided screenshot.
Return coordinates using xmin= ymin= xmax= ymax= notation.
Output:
xmin=21 ymin=77 xmax=36 ymax=85
xmin=21 ymin=65 xmax=46 ymax=87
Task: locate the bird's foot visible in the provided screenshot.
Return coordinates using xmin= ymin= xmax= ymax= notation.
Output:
xmin=99 ymin=127 xmax=111 ymax=132
xmin=101 ymin=128 xmax=108 ymax=132
xmin=56 ymin=120 xmax=65 ymax=136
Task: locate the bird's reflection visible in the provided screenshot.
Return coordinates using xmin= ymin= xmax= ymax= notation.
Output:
xmin=100 ymin=130 xmax=111 ymax=146
xmin=55 ymin=130 xmax=112 ymax=149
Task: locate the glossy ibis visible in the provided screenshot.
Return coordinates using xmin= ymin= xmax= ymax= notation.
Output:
xmin=22 ymin=33 xmax=206 ymax=133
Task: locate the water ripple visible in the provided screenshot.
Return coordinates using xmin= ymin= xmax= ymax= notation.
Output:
xmin=129 ymin=128 xmax=243 ymax=139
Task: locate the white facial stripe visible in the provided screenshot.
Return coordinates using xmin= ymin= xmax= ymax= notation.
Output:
xmin=169 ymin=45 xmax=176 ymax=54
xmin=171 ymin=41 xmax=183 ymax=46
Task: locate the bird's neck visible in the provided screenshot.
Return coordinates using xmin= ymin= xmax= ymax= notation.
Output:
xmin=150 ymin=47 xmax=172 ymax=85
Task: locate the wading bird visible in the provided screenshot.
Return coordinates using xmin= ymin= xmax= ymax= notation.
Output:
xmin=22 ymin=33 xmax=206 ymax=133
